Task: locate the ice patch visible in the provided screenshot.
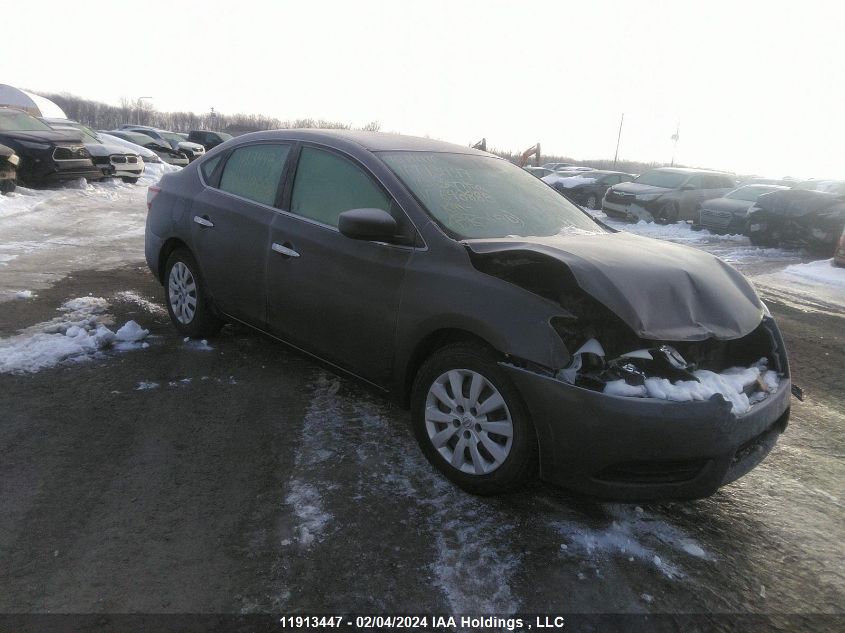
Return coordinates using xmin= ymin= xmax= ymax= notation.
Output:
xmin=14 ymin=290 xmax=35 ymax=299
xmin=285 ymin=480 xmax=332 ymax=547
xmin=552 ymin=504 xmax=709 ymax=580
xmin=136 ymin=381 xmax=159 ymax=390
xmin=0 ymin=297 xmax=149 ymax=374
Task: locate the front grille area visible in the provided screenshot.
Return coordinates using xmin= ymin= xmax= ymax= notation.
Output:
xmin=111 ymin=155 xmax=127 ymax=164
xmin=594 ymin=459 xmax=710 ymax=485
xmin=127 ymin=156 xmax=138 ymax=164
xmin=53 ymin=145 xmax=90 ymax=161
xmin=700 ymin=209 xmax=733 ymax=229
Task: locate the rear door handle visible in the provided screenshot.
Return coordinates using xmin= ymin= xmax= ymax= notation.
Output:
xmin=271 ymin=242 xmax=300 ymax=258
xmin=193 ymin=215 xmax=214 ymax=228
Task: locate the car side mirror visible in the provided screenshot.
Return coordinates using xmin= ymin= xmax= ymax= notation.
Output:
xmin=338 ymin=208 xmax=399 ymax=242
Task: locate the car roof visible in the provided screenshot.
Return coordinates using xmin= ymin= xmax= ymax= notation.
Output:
xmin=232 ymin=129 xmax=493 ymax=156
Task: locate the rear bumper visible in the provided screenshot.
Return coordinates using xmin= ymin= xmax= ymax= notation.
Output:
xmin=501 ymin=364 xmax=791 ymax=501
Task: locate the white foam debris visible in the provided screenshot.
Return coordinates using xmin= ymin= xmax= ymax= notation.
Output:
xmin=136 ymin=381 xmax=159 ymax=390
xmin=0 ymin=297 xmax=150 ymax=374
xmin=641 ymin=593 xmax=654 ymax=603
xmin=14 ymin=290 xmax=35 ymax=299
xmin=603 ymin=359 xmax=780 ymax=414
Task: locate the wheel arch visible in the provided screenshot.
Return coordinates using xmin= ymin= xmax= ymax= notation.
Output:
xmin=157 ymin=237 xmax=191 ymax=284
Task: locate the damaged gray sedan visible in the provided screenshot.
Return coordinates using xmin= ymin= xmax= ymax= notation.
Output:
xmin=146 ymin=130 xmax=793 ymax=500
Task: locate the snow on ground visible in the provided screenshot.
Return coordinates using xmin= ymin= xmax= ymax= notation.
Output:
xmin=780 ymin=258 xmax=845 ymax=288
xmin=113 ymin=290 xmax=168 ymax=316
xmin=0 ymin=164 xmax=179 ymax=302
xmin=0 ymin=296 xmax=150 ymax=374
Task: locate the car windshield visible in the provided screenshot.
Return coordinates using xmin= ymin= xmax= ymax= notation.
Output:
xmin=0 ymin=109 xmax=54 ymax=132
xmin=121 ymin=132 xmax=159 ymax=146
xmin=725 ymin=185 xmax=776 ymax=201
xmin=218 ymin=132 xmax=233 ymax=141
xmin=380 ymin=152 xmax=604 ymax=239
xmin=158 ymin=131 xmax=183 ymax=144
xmin=634 ymin=170 xmax=688 ymax=188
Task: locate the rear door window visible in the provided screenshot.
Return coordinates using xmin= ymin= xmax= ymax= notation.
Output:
xmin=290 ymin=146 xmax=390 ymax=227
xmin=218 ymin=143 xmax=291 ymax=206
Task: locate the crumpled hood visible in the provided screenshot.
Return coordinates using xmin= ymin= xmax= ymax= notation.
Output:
xmin=754 ymin=189 xmax=844 ymax=217
xmin=465 ymin=231 xmax=764 ymax=341
xmin=700 ymin=197 xmax=754 ymax=215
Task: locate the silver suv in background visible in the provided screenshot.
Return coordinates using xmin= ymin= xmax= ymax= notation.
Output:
xmin=602 ymin=167 xmax=737 ymax=223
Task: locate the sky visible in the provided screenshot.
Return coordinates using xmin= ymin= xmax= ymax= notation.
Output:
xmin=4 ymin=0 xmax=844 ymax=178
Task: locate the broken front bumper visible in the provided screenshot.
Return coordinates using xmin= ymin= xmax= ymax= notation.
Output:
xmin=501 ymin=363 xmax=791 ymax=501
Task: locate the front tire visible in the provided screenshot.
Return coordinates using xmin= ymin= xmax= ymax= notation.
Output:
xmin=121 ymin=176 xmax=139 ymax=184
xmin=584 ymin=193 xmax=599 ymax=210
xmin=411 ymin=343 xmax=538 ymax=495
xmin=163 ymin=248 xmax=224 ymax=338
xmin=654 ymin=201 xmax=679 ymax=224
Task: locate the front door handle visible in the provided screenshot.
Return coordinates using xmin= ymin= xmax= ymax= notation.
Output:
xmin=193 ymin=215 xmax=214 ymax=228
xmin=271 ymin=242 xmax=300 ymax=258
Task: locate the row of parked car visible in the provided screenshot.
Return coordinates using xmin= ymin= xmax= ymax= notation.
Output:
xmin=0 ymin=106 xmax=232 ymax=192
xmin=527 ymin=162 xmax=845 ymax=259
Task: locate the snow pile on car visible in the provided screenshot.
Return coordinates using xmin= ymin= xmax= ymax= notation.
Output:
xmin=0 ymin=296 xmax=149 ymax=373
xmin=603 ymin=360 xmax=780 ymax=414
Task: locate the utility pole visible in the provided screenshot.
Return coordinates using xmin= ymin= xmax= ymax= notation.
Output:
xmin=670 ymin=120 xmax=680 ymax=167
xmin=613 ymin=113 xmax=624 ymax=168
xmin=136 ymin=96 xmax=152 ymax=125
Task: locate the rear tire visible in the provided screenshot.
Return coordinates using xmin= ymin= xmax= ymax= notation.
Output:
xmin=0 ymin=179 xmax=15 ymax=195
xmin=121 ymin=177 xmax=139 ymax=184
xmin=163 ymin=248 xmax=224 ymax=338
xmin=411 ymin=343 xmax=538 ymax=495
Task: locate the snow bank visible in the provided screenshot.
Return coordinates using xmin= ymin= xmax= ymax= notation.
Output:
xmin=604 ymin=359 xmax=780 ymax=414
xmin=0 ymin=297 xmax=149 ymax=374
xmin=781 ymin=258 xmax=845 ymax=289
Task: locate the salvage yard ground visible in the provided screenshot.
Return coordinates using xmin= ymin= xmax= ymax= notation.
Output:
xmin=0 ymin=179 xmax=842 ymax=625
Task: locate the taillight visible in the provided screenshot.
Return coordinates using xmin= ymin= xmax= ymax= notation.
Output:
xmin=146 ymin=185 xmax=161 ymax=211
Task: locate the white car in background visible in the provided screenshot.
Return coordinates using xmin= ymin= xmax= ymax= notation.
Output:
xmin=43 ymin=119 xmax=145 ymax=183
xmin=120 ymin=125 xmax=205 ymax=161
xmin=98 ymin=133 xmax=161 ymax=164
xmin=102 ymin=130 xmax=190 ymax=167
